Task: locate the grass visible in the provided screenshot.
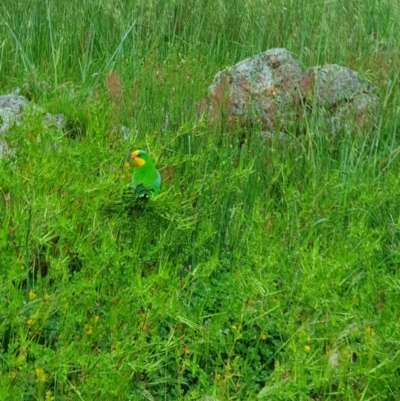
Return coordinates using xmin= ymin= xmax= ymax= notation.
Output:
xmin=0 ymin=0 xmax=400 ymax=399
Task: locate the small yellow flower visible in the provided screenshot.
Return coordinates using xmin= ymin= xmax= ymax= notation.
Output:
xmin=43 ymin=293 xmax=50 ymax=302
xmin=27 ymin=310 xmax=40 ymax=326
xmin=365 ymin=326 xmax=375 ymax=336
xmin=35 ymin=367 xmax=47 ymax=383
xmin=28 ymin=290 xmax=36 ymax=300
xmin=83 ymin=324 xmax=93 ymax=335
xmin=304 ymin=345 xmax=311 ymax=352
xmin=365 ymin=326 xmax=376 ymax=347
xmin=213 ymin=373 xmax=222 ymax=382
xmin=231 ymin=325 xmax=242 ymax=340
xmin=45 ymin=390 xmax=54 ymax=401
xmin=260 ymin=333 xmax=267 ymax=340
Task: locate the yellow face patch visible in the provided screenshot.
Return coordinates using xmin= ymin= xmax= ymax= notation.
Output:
xmin=131 ymin=150 xmax=146 ymax=167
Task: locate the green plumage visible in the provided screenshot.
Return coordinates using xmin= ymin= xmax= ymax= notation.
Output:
xmin=130 ymin=149 xmax=161 ymax=198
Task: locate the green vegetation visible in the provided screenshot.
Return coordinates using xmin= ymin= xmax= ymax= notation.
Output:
xmin=1 ymin=0 xmax=400 ymax=399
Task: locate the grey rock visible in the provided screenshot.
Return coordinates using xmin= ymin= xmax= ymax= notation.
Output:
xmin=207 ymin=48 xmax=302 ymax=132
xmin=0 ymin=93 xmax=66 ymax=160
xmin=43 ymin=112 xmax=66 ymax=130
xmin=0 ymin=93 xmax=66 ymax=133
xmin=301 ymin=64 xmax=378 ymax=134
xmin=206 ymin=49 xmax=378 ymax=136
xmin=0 ymin=94 xmax=31 ymax=134
xmin=301 ymin=64 xmax=371 ymax=107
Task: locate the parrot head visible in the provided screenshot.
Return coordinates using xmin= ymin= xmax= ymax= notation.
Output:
xmin=130 ymin=149 xmax=155 ymax=168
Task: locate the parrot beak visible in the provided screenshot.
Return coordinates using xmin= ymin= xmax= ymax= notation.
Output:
xmin=131 ymin=149 xmax=139 ymax=160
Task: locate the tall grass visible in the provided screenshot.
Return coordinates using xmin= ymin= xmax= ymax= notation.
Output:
xmin=0 ymin=0 xmax=400 ymax=400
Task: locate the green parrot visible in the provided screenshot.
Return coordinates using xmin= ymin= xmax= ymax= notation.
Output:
xmin=129 ymin=149 xmax=161 ymax=197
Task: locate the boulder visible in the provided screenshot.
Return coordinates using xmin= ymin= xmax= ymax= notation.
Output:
xmin=206 ymin=49 xmax=378 ymax=136
xmin=0 ymin=93 xmax=65 ymax=159
xmin=301 ymin=64 xmax=378 ymax=134
xmin=207 ymin=48 xmax=302 ymax=133
xmin=0 ymin=93 xmax=65 ymax=134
